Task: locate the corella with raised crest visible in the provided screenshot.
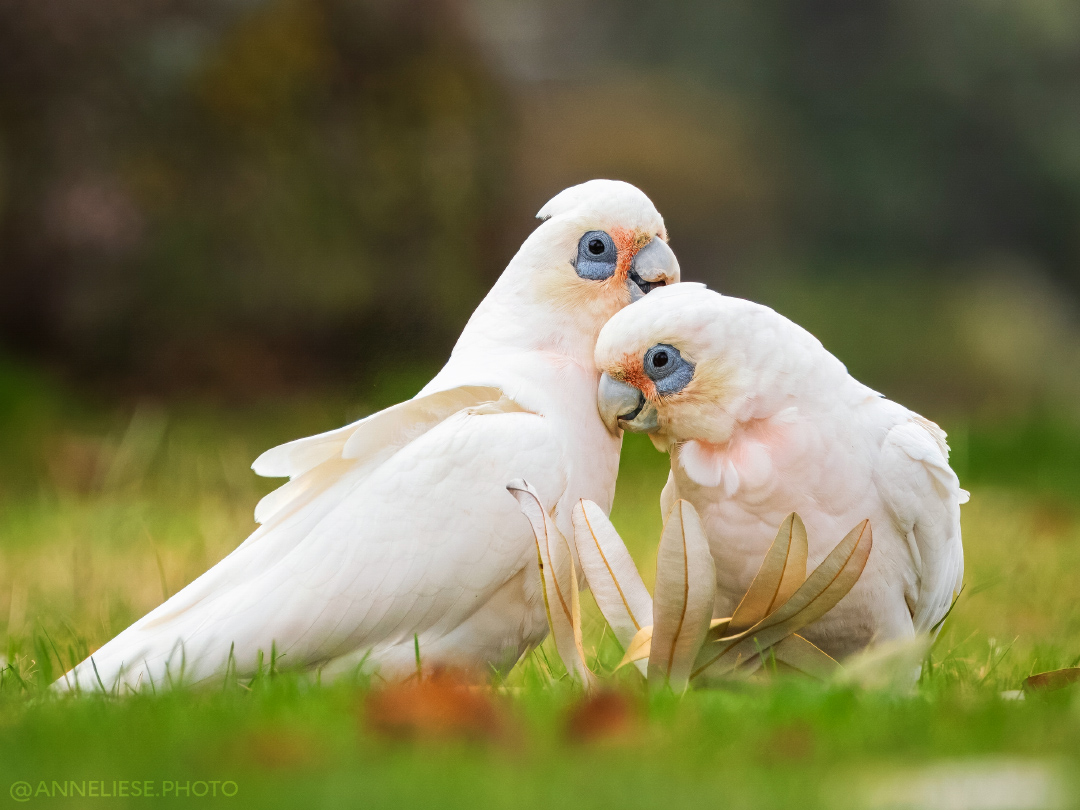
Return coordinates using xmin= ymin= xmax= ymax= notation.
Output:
xmin=60 ymin=180 xmax=679 ymax=693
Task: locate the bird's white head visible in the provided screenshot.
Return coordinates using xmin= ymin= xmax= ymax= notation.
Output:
xmin=594 ymin=284 xmax=759 ymax=449
xmin=479 ymin=180 xmax=679 ymax=359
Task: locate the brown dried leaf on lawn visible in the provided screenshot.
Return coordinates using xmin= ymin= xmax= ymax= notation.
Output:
xmin=1023 ymin=668 xmax=1080 ymax=693
xmin=364 ymin=670 xmax=506 ymax=742
xmin=563 ymin=689 xmax=642 ymax=745
xmin=227 ymin=726 xmax=326 ymax=770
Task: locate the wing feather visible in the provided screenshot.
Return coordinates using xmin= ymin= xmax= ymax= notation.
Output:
xmin=65 ymin=390 xmax=565 ymax=691
xmin=250 ymin=385 xmax=502 ymax=479
xmin=877 ymin=419 xmax=966 ymax=634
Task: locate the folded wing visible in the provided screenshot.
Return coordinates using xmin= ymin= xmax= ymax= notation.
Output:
xmin=64 ymin=388 xmax=565 ymax=692
xmin=877 ymin=419 xmax=966 ymax=635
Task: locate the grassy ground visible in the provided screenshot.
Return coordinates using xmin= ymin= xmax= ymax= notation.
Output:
xmin=1 ymin=358 xmax=1080 ymax=808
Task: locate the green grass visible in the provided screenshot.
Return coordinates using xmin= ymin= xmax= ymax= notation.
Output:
xmin=1 ymin=362 xmax=1080 ymax=808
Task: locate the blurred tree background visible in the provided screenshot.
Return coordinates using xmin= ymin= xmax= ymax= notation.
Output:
xmin=1 ymin=0 xmax=1079 ymax=420
xmin=0 ymin=0 xmax=508 ymax=393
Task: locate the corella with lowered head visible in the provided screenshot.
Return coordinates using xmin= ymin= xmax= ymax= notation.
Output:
xmin=594 ymin=284 xmax=965 ymax=658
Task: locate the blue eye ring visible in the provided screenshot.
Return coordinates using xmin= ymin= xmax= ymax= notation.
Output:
xmin=644 ymin=343 xmax=695 ymax=395
xmin=574 ymin=231 xmax=617 ymax=280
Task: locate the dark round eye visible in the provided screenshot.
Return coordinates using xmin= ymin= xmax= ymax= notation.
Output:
xmin=643 ymin=344 xmax=694 ymax=394
xmin=575 ymin=231 xmax=617 ymax=280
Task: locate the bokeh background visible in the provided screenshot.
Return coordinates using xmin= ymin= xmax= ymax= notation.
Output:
xmin=2 ymin=0 xmax=1080 ymax=677
xmin=4 ymin=0 xmax=1080 ymax=411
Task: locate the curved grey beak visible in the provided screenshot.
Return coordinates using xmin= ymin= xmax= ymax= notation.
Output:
xmin=598 ymin=373 xmax=660 ymax=435
xmin=627 ymin=237 xmax=680 ymax=302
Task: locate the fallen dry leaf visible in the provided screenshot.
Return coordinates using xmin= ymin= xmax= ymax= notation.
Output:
xmin=762 ymin=721 xmax=816 ymax=762
xmin=563 ymin=690 xmax=641 ymax=745
xmin=226 ymin=727 xmax=324 ymax=771
xmin=1023 ymin=668 xmax=1080 ymax=693
xmin=364 ymin=670 xmax=506 ymax=742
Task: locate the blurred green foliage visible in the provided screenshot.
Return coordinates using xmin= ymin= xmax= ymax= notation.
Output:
xmin=2 ymin=676 xmax=1080 ymax=810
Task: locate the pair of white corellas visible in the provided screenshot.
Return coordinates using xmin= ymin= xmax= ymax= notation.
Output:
xmin=61 ymin=180 xmax=965 ymax=693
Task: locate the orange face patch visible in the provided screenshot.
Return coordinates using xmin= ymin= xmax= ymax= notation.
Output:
xmin=611 ymin=352 xmax=658 ymax=401
xmin=609 ymin=227 xmax=652 ymax=280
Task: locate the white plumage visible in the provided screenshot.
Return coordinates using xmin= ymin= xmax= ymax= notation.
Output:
xmin=595 ymin=284 xmax=966 ymax=658
xmin=61 ymin=180 xmax=679 ymax=692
